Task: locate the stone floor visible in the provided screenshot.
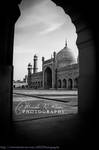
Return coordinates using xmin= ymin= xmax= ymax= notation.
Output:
xmin=13 ymin=89 xmax=78 ymax=95
xmin=13 ymin=89 xmax=78 ymax=121
xmin=11 ymin=89 xmax=95 ymax=148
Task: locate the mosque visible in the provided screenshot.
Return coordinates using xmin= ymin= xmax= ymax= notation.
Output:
xmin=27 ymin=41 xmax=79 ymax=90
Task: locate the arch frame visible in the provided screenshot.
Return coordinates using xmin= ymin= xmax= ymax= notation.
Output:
xmin=68 ymin=78 xmax=73 ymax=89
xmin=0 ymin=0 xmax=96 ymax=145
xmin=63 ymin=78 xmax=67 ymax=88
xmin=44 ymin=67 xmax=52 ymax=89
xmin=58 ymin=79 xmax=62 ymax=88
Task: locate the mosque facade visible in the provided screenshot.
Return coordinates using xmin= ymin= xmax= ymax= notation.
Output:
xmin=27 ymin=42 xmax=79 ymax=90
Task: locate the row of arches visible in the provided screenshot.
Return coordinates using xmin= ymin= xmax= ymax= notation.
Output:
xmin=44 ymin=67 xmax=52 ymax=89
xmin=31 ymin=78 xmax=78 ymax=89
xmin=58 ymin=78 xmax=78 ymax=89
xmin=43 ymin=67 xmax=78 ymax=89
xmin=31 ymin=81 xmax=43 ymax=89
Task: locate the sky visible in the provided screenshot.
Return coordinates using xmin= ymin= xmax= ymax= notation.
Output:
xmin=13 ymin=0 xmax=78 ymax=81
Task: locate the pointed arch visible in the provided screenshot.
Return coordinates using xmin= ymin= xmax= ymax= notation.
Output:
xmin=74 ymin=78 xmax=78 ymax=88
xmin=58 ymin=79 xmax=61 ymax=88
xmin=68 ymin=78 xmax=73 ymax=89
xmin=63 ymin=79 xmax=67 ymax=88
xmin=44 ymin=67 xmax=52 ymax=89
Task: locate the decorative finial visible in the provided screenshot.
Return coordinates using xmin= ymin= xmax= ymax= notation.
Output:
xmin=65 ymin=38 xmax=67 ymax=47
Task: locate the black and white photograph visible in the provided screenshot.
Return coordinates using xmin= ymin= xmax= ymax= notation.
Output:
xmin=0 ymin=0 xmax=97 ymax=149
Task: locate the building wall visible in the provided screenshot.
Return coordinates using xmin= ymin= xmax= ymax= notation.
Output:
xmin=13 ymin=82 xmax=28 ymax=88
xmin=57 ymin=64 xmax=79 ymax=89
xmin=29 ymin=62 xmax=79 ymax=90
xmin=42 ymin=60 xmax=55 ymax=89
xmin=31 ymin=72 xmax=43 ymax=89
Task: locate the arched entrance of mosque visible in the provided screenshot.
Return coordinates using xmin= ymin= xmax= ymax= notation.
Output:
xmin=58 ymin=79 xmax=61 ymax=88
xmin=74 ymin=78 xmax=78 ymax=88
xmin=63 ymin=79 xmax=67 ymax=88
xmin=44 ymin=67 xmax=52 ymax=89
xmin=68 ymin=78 xmax=73 ymax=89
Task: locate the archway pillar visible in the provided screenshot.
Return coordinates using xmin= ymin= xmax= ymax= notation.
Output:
xmin=77 ymin=40 xmax=96 ymax=114
xmin=72 ymin=79 xmax=75 ymax=90
xmin=61 ymin=79 xmax=63 ymax=88
xmin=66 ymin=79 xmax=68 ymax=90
xmin=64 ymin=9 xmax=96 ymax=114
xmin=0 ymin=1 xmax=21 ymax=144
xmin=52 ymin=65 xmax=56 ymax=89
xmin=42 ymin=69 xmax=45 ymax=88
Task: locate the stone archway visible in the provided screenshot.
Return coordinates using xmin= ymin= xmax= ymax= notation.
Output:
xmin=41 ymin=81 xmax=43 ymax=87
xmin=0 ymin=1 xmax=96 ymax=145
xmin=44 ymin=67 xmax=52 ymax=89
xmin=63 ymin=79 xmax=67 ymax=88
xmin=68 ymin=78 xmax=73 ymax=89
xmin=58 ymin=79 xmax=61 ymax=88
xmin=74 ymin=78 xmax=78 ymax=88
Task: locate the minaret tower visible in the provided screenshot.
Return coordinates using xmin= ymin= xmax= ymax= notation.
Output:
xmin=33 ymin=54 xmax=38 ymax=74
xmin=28 ymin=63 xmax=32 ymax=75
xmin=27 ymin=63 xmax=32 ymax=87
xmin=42 ymin=56 xmax=45 ymax=71
xmin=53 ymin=51 xmax=56 ymax=60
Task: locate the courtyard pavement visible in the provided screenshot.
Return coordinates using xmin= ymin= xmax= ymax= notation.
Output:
xmin=12 ymin=89 xmax=80 ymax=147
xmin=13 ymin=89 xmax=78 ymax=95
xmin=13 ymin=89 xmax=78 ymax=121
xmin=12 ymin=89 xmax=95 ymax=148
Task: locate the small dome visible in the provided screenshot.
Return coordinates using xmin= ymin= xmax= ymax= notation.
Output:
xmin=56 ymin=45 xmax=76 ymax=68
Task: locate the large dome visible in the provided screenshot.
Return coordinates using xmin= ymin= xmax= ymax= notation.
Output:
xmin=56 ymin=44 xmax=76 ymax=68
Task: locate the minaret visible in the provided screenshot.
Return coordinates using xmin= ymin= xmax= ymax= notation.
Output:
xmin=28 ymin=63 xmax=32 ymax=75
xmin=42 ymin=56 xmax=45 ymax=71
xmin=42 ymin=56 xmax=45 ymax=63
xmin=33 ymin=54 xmax=38 ymax=74
xmin=53 ymin=51 xmax=56 ymax=60
xmin=27 ymin=63 xmax=32 ymax=87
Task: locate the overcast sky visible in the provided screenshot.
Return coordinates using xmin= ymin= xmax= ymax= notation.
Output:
xmin=13 ymin=0 xmax=78 ymax=81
